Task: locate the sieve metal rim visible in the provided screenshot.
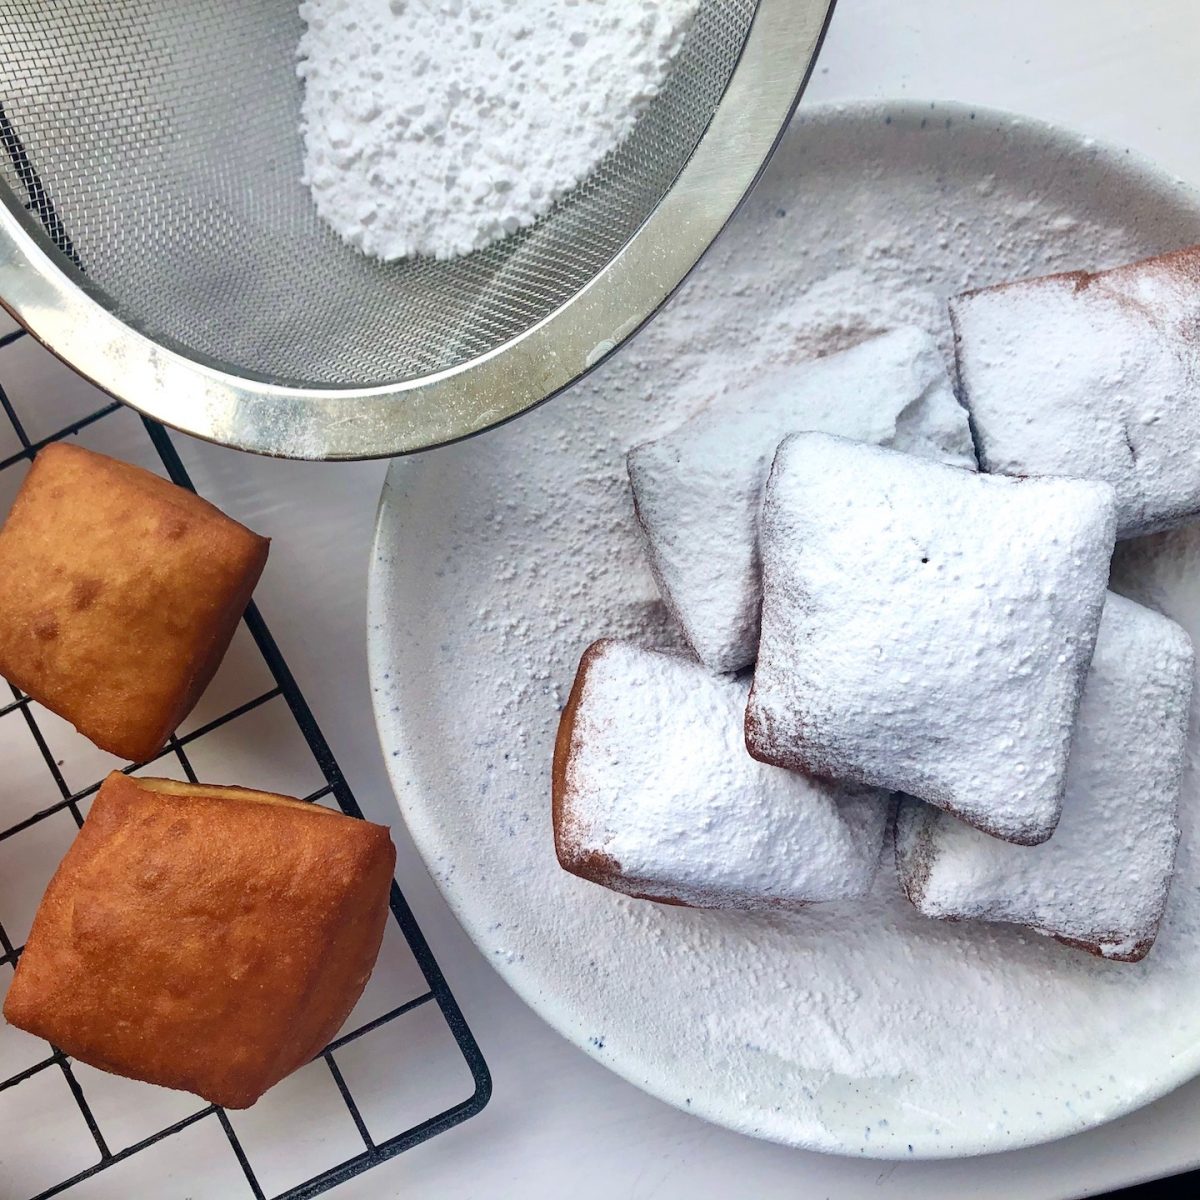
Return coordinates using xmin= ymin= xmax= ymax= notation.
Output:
xmin=0 ymin=0 xmax=835 ymax=461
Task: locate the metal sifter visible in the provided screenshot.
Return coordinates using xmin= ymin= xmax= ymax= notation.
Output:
xmin=0 ymin=0 xmax=833 ymax=459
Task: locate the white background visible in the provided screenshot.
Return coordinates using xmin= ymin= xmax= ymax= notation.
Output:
xmin=27 ymin=1 xmax=1200 ymax=1196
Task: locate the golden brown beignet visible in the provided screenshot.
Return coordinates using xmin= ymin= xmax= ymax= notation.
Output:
xmin=0 ymin=443 xmax=269 ymax=761
xmin=3 ymin=773 xmax=396 ymax=1109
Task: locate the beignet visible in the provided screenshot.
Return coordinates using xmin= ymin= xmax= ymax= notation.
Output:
xmin=746 ymin=433 xmax=1116 ymax=845
xmin=3 ymin=773 xmax=396 ymax=1108
xmin=951 ymin=244 xmax=1200 ymax=538
xmin=554 ymin=639 xmax=889 ymax=909
xmin=0 ymin=443 xmax=269 ymax=761
xmin=895 ymin=594 xmax=1192 ymax=961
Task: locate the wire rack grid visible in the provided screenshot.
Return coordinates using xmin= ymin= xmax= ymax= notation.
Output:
xmin=0 ymin=336 xmax=490 ymax=1197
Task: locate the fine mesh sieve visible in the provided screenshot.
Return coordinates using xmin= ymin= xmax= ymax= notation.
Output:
xmin=0 ymin=0 xmax=833 ymax=458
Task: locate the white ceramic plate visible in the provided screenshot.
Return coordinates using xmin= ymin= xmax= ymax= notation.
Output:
xmin=368 ymin=101 xmax=1200 ymax=1159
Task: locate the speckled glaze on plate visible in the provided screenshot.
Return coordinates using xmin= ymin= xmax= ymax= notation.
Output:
xmin=368 ymin=101 xmax=1200 ymax=1159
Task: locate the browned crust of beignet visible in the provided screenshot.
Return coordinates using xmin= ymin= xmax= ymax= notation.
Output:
xmin=4 ymin=772 xmax=395 ymax=1108
xmin=552 ymin=642 xmax=697 ymax=908
xmin=1047 ymin=931 xmax=1153 ymax=963
xmin=552 ymin=640 xmax=623 ymax=889
xmin=952 ymin=243 xmax=1200 ymax=306
xmin=893 ymin=804 xmax=936 ymax=910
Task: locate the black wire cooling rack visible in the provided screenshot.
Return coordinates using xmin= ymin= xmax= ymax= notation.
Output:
xmin=0 ymin=329 xmax=491 ymax=1199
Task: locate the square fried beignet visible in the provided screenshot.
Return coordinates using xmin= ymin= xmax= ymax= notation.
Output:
xmin=0 ymin=443 xmax=269 ymax=762
xmin=745 ymin=433 xmax=1117 ymax=845
xmin=3 ymin=773 xmax=396 ymax=1109
xmin=895 ymin=594 xmax=1192 ymax=961
xmin=554 ymin=639 xmax=889 ymax=909
xmin=950 ymin=244 xmax=1200 ymax=538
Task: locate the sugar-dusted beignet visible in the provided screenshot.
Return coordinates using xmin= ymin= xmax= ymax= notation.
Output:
xmin=3 ymin=773 xmax=396 ymax=1109
xmin=0 ymin=443 xmax=269 ymax=761
xmin=895 ymin=594 xmax=1193 ymax=961
xmin=746 ymin=433 xmax=1117 ymax=845
xmin=951 ymin=244 xmax=1200 ymax=538
xmin=553 ymin=640 xmax=890 ymax=909
xmin=627 ymin=327 xmax=975 ymax=674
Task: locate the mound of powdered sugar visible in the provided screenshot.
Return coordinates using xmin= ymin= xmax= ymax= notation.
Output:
xmin=296 ymin=0 xmax=700 ymax=261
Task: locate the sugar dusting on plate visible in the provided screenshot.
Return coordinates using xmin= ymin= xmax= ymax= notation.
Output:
xmin=371 ymin=105 xmax=1200 ymax=1157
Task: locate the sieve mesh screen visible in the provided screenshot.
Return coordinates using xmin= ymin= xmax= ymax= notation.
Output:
xmin=0 ymin=0 xmax=754 ymax=387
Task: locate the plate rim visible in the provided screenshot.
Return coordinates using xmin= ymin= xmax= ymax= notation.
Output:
xmin=367 ymin=96 xmax=1200 ymax=1160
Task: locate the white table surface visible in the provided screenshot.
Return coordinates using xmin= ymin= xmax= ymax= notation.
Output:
xmin=32 ymin=1 xmax=1200 ymax=1196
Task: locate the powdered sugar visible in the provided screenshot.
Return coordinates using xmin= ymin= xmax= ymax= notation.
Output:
xmin=297 ymin=0 xmax=699 ymax=260
xmin=952 ymin=245 xmax=1200 ymax=537
xmin=370 ymin=106 xmax=1200 ymax=1156
xmin=747 ymin=433 xmax=1116 ymax=843
xmin=556 ymin=640 xmax=888 ymax=909
xmin=896 ymin=593 xmax=1193 ymax=960
xmin=627 ymin=327 xmax=975 ymax=675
